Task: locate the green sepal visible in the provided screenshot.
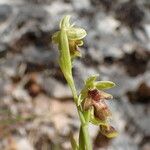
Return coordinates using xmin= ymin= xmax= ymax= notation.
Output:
xmin=95 ymin=81 xmax=116 ymax=90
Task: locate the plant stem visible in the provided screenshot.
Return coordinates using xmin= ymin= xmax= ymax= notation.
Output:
xmin=82 ymin=124 xmax=92 ymax=150
xmin=68 ymin=77 xmax=92 ymax=150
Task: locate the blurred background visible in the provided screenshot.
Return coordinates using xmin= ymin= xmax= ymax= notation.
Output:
xmin=0 ymin=0 xmax=150 ymax=150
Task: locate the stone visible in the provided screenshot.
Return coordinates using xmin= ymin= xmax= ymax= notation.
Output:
xmin=43 ymin=77 xmax=72 ymax=98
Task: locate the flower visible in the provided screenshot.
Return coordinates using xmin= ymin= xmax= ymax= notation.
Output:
xmin=93 ymin=100 xmax=111 ymax=121
xmin=68 ymin=39 xmax=83 ymax=59
xmin=82 ymin=89 xmax=112 ymax=121
xmin=52 ymin=15 xmax=86 ymax=60
xmin=80 ymin=75 xmax=118 ymax=138
xmin=100 ymin=125 xmax=118 ymax=138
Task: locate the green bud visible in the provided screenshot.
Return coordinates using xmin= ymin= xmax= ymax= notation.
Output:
xmin=67 ymin=27 xmax=87 ymax=40
xmin=60 ymin=15 xmax=71 ymax=29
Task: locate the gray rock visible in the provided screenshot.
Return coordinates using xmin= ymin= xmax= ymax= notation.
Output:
xmin=110 ymin=133 xmax=138 ymax=150
xmin=0 ymin=4 xmax=12 ymax=23
xmin=43 ymin=77 xmax=72 ymax=98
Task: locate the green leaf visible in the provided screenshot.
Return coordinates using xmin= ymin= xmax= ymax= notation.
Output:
xmin=70 ymin=132 xmax=79 ymax=150
xmin=95 ymin=81 xmax=116 ymax=90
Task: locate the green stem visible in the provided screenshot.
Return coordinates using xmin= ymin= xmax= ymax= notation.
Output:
xmin=82 ymin=125 xmax=92 ymax=150
xmin=67 ymin=77 xmax=92 ymax=150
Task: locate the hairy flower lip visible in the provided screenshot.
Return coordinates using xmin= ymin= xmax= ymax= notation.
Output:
xmin=93 ymin=100 xmax=112 ymax=121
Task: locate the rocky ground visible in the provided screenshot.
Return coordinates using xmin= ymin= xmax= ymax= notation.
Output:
xmin=0 ymin=0 xmax=150 ymax=150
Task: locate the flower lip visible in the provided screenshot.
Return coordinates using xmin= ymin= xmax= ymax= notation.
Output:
xmin=93 ymin=100 xmax=112 ymax=121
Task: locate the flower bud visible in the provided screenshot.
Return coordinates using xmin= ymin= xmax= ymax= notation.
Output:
xmin=100 ymin=125 xmax=118 ymax=138
xmin=66 ymin=28 xmax=87 ymax=40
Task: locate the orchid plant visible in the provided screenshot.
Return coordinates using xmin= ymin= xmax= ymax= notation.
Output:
xmin=52 ymin=15 xmax=118 ymax=150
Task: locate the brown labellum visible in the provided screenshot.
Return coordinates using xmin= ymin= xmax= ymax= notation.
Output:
xmin=93 ymin=100 xmax=111 ymax=121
